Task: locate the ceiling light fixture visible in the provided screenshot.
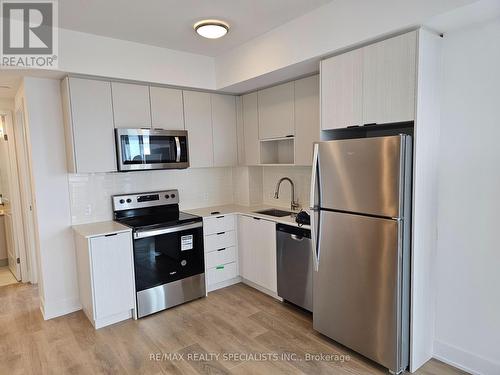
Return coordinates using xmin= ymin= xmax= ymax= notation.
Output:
xmin=194 ymin=19 xmax=229 ymax=39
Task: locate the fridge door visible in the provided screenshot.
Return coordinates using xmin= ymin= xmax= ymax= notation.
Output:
xmin=313 ymin=210 xmax=406 ymax=372
xmin=316 ymin=135 xmax=408 ymax=218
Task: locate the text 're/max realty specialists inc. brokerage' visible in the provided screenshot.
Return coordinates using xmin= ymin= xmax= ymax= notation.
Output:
xmin=0 ymin=0 xmax=58 ymax=68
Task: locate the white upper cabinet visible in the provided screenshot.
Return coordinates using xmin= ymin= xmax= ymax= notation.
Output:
xmin=235 ymin=96 xmax=245 ymax=165
xmin=242 ymin=92 xmax=260 ymax=165
xmin=258 ymin=82 xmax=295 ymax=139
xmin=211 ymin=94 xmax=237 ymax=167
xmin=321 ymin=49 xmax=363 ymax=130
xmin=294 ymin=75 xmax=320 ymax=165
xmin=363 ymin=31 xmax=417 ymax=125
xmin=183 ymin=90 xmax=214 ymax=168
xmin=61 ymin=77 xmax=117 ymax=173
xmin=149 ymin=86 xmax=185 ymax=130
xmin=111 ymin=82 xmax=151 ymax=128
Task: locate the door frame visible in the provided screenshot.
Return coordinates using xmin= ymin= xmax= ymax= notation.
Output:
xmin=13 ymin=98 xmax=39 ymax=285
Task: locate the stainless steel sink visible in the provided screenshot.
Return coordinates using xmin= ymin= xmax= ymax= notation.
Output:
xmin=254 ymin=209 xmax=292 ymax=217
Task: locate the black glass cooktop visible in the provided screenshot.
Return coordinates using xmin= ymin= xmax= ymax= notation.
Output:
xmin=114 ymin=205 xmax=201 ymax=231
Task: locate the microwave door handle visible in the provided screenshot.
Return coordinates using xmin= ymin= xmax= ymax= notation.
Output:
xmin=175 ymin=136 xmax=181 ymax=162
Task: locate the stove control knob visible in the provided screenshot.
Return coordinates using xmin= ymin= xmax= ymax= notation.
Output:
xmin=164 ymin=194 xmax=169 ymax=199
xmin=171 ymin=193 xmax=176 ymax=198
xmin=126 ymin=198 xmax=132 ymax=203
xmin=119 ymin=199 xmax=125 ymax=204
xmin=181 ymin=260 xmax=187 ymax=267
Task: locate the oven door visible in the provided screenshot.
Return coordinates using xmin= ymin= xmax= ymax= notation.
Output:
xmin=132 ymin=221 xmax=204 ymax=292
xmin=116 ymin=128 xmax=189 ymax=171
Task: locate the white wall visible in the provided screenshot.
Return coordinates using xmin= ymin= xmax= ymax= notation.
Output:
xmin=21 ymin=78 xmax=80 ymax=319
xmin=434 ymin=17 xmax=500 ymax=375
xmin=215 ymin=0 xmax=477 ymax=91
xmin=59 ymin=28 xmax=216 ymax=90
xmin=68 ymin=168 xmax=234 ymax=225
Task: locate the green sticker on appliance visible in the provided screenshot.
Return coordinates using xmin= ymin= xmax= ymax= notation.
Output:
xmin=216 ymin=265 xmax=224 ymax=269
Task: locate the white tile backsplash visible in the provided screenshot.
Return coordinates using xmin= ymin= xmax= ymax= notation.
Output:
xmin=68 ymin=167 xmax=234 ymax=224
xmin=68 ymin=165 xmax=312 ymax=225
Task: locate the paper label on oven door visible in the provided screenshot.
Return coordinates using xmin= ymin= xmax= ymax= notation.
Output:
xmin=181 ymin=235 xmax=193 ymax=251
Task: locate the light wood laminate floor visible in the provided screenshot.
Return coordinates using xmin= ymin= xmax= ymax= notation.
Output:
xmin=0 ymin=282 xmax=466 ymax=375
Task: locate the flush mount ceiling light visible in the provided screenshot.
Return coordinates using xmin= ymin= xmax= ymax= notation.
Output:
xmin=194 ymin=20 xmax=229 ymax=39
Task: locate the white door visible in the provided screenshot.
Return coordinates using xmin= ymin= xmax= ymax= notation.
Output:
xmin=183 ymin=90 xmax=214 ymax=168
xmin=321 ymin=49 xmax=363 ymax=130
xmin=67 ymin=78 xmax=117 ymax=173
xmin=254 ymin=218 xmax=277 ymax=293
xmin=242 ymin=92 xmax=260 ymax=165
xmin=111 ymin=82 xmax=152 ymax=128
xmin=14 ymin=106 xmax=37 ymax=283
xmin=90 ymin=233 xmax=135 ymax=319
xmin=212 ymin=94 xmax=237 ymax=167
xmin=4 ymin=212 xmax=20 ymax=280
xmin=295 ymin=75 xmax=320 ymax=165
xmin=150 ymin=87 xmax=184 ymax=130
xmin=258 ymin=82 xmax=295 ymax=139
xmin=362 ymin=31 xmax=417 ymax=125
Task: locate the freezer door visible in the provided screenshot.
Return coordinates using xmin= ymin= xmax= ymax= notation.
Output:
xmin=316 ymin=135 xmax=408 ymax=218
xmin=313 ymin=210 xmax=406 ymax=372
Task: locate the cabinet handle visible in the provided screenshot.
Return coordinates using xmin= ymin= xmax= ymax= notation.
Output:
xmin=216 ymin=265 xmax=225 ymax=270
xmin=216 ymin=216 xmax=225 ymax=219
xmin=253 ymin=217 xmax=261 ymax=221
xmin=105 ymin=233 xmax=118 ymax=237
xmin=216 ymin=232 xmax=225 ymax=235
xmin=363 ymin=123 xmax=377 ymax=127
xmin=286 ymin=134 xmax=294 ymax=138
xmin=347 ymin=125 xmax=360 ymax=129
xmin=217 ymin=248 xmax=226 ymax=252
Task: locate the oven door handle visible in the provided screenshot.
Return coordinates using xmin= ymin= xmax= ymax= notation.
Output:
xmin=134 ymin=221 xmax=202 ymax=239
xmin=175 ymin=136 xmax=181 ymax=163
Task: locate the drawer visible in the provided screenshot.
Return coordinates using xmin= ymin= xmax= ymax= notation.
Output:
xmin=206 ymin=246 xmax=237 ymax=269
xmin=203 ymin=214 xmax=235 ymax=235
xmin=207 ymin=262 xmax=237 ymax=285
xmin=204 ymin=231 xmax=236 ymax=252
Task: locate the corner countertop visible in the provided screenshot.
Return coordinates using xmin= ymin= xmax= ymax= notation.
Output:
xmin=185 ymin=204 xmax=311 ymax=230
xmin=72 ymin=221 xmax=132 ymax=239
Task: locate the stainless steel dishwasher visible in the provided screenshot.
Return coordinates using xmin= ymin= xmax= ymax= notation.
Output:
xmin=276 ymin=223 xmax=313 ymax=312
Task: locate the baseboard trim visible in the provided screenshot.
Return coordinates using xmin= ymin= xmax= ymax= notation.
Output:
xmin=241 ymin=278 xmax=282 ymax=301
xmin=0 ymin=258 xmax=8 ymax=267
xmin=41 ymin=296 xmax=82 ymax=320
xmin=434 ymin=340 xmax=500 ymax=375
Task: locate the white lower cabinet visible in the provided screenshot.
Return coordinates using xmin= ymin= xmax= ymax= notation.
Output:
xmin=74 ymin=230 xmax=135 ymax=329
xmin=203 ymin=214 xmax=240 ymax=291
xmin=238 ymin=215 xmax=277 ymax=294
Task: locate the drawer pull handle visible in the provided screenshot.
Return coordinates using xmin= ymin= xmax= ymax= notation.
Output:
xmin=216 ymin=232 xmax=225 ymax=235
xmin=105 ymin=233 xmax=118 ymax=237
xmin=216 ymin=216 xmax=225 ymax=219
xmin=216 ymin=265 xmax=225 ymax=269
xmin=217 ymin=248 xmax=226 ymax=252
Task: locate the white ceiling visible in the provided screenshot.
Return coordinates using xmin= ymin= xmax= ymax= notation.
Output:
xmin=59 ymin=0 xmax=335 ymax=56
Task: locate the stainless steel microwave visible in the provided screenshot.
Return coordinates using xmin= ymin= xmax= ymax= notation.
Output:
xmin=115 ymin=129 xmax=189 ymax=171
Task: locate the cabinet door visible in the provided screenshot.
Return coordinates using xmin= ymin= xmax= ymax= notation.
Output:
xmin=238 ymin=215 xmax=257 ymax=282
xmin=295 ymin=75 xmax=320 ymax=165
xmin=90 ymin=232 xmax=134 ymax=319
xmin=242 ymin=92 xmax=260 ymax=165
xmin=111 ymin=82 xmax=151 ymax=128
xmin=236 ymin=96 xmax=245 ymax=165
xmin=212 ymin=94 xmax=237 ymax=167
xmin=150 ymin=86 xmax=184 ymax=130
xmin=66 ymin=78 xmax=117 ymax=173
xmin=183 ymin=90 xmax=213 ymax=168
xmin=321 ymin=49 xmax=363 ymax=130
xmin=363 ymin=31 xmax=417 ymax=125
xmin=258 ymin=82 xmax=295 ymax=139
xmin=255 ymin=219 xmax=277 ymax=293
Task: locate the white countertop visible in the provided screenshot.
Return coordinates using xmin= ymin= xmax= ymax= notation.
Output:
xmin=186 ymin=204 xmax=310 ymax=230
xmin=72 ymin=221 xmax=132 ymax=238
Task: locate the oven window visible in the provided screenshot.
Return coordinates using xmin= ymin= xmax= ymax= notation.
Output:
xmin=120 ymin=135 xmax=178 ymax=165
xmin=133 ymin=226 xmax=204 ymax=291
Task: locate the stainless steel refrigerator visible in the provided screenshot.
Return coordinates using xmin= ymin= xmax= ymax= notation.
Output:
xmin=310 ymin=135 xmax=412 ymax=374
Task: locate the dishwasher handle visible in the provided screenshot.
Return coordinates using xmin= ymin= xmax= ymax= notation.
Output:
xmin=290 ymin=234 xmax=304 ymax=241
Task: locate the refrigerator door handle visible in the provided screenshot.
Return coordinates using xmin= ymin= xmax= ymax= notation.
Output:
xmin=310 ymin=143 xmax=320 ymax=271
